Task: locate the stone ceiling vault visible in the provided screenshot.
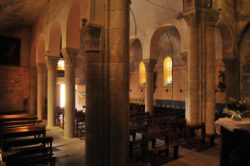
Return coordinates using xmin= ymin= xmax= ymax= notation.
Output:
xmin=0 ymin=0 xmax=47 ymax=31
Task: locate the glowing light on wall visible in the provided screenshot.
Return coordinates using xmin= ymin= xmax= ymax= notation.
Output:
xmin=139 ymin=61 xmax=146 ymax=86
xmin=60 ymin=84 xmax=65 ymax=108
xmin=163 ymin=56 xmax=172 ymax=86
xmin=57 ymin=59 xmax=65 ymax=71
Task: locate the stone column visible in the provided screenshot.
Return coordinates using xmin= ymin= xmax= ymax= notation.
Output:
xmin=29 ymin=66 xmax=37 ymax=115
xmin=46 ymin=55 xmax=59 ymax=127
xmin=37 ymin=63 xmax=46 ymax=120
xmin=205 ymin=9 xmax=219 ymax=135
xmin=61 ymin=48 xmax=78 ymax=138
xmin=184 ymin=12 xmax=200 ymax=125
xmin=143 ymin=59 xmax=157 ymax=114
xmin=81 ymin=0 xmax=129 ymax=165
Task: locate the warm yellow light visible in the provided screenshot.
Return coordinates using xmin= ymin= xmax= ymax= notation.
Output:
xmin=57 ymin=59 xmax=65 ymax=71
xmin=163 ymin=56 xmax=172 ymax=86
xmin=60 ymin=84 xmax=65 ymax=108
xmin=139 ymin=61 xmax=146 ymax=86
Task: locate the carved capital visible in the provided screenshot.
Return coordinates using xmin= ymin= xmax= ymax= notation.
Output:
xmin=45 ymin=54 xmax=59 ymax=71
xmin=80 ymin=23 xmax=102 ymax=53
xmin=37 ymin=63 xmax=46 ymax=74
xmin=143 ymin=59 xmax=157 ymax=73
xmin=204 ymin=9 xmax=219 ymax=27
xmin=61 ymin=48 xmax=79 ymax=67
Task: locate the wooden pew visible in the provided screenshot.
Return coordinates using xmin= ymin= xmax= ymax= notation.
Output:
xmin=0 ymin=119 xmax=42 ymax=128
xmin=0 ymin=114 xmax=37 ymax=122
xmin=0 ymin=126 xmax=46 ymax=146
xmin=129 ymin=124 xmax=148 ymax=158
xmin=2 ymin=137 xmax=55 ymax=166
xmin=140 ymin=128 xmax=179 ymax=164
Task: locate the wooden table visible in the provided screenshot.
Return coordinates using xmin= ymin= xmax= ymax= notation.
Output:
xmin=215 ymin=118 xmax=250 ymax=166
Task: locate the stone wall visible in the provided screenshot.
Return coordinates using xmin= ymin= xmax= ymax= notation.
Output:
xmin=0 ymin=66 xmax=30 ymax=112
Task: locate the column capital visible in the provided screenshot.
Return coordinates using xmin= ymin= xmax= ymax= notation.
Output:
xmin=46 ymin=54 xmax=59 ymax=70
xmin=204 ymin=8 xmax=220 ymax=26
xmin=61 ymin=48 xmax=79 ymax=67
xmin=143 ymin=59 xmax=157 ymax=72
xmin=37 ymin=63 xmax=46 ymax=73
xmin=80 ymin=23 xmax=102 ymax=53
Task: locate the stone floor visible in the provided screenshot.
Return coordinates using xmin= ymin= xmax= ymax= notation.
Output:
xmin=46 ymin=127 xmax=220 ymax=166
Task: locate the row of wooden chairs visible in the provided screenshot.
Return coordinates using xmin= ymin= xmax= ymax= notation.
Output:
xmin=55 ymin=107 xmax=86 ymax=139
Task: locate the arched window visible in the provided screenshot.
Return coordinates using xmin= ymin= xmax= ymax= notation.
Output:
xmin=163 ymin=56 xmax=172 ymax=86
xmin=139 ymin=61 xmax=146 ymax=86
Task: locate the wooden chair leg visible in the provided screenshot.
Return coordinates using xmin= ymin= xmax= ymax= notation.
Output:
xmin=173 ymin=145 xmax=179 ymax=159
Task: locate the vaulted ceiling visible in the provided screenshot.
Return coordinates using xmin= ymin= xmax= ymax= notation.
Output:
xmin=0 ymin=0 xmax=47 ymax=31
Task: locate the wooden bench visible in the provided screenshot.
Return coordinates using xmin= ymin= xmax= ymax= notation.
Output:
xmin=0 ymin=114 xmax=37 ymax=122
xmin=1 ymin=133 xmax=55 ymax=166
xmin=0 ymin=126 xmax=46 ymax=146
xmin=0 ymin=119 xmax=42 ymax=128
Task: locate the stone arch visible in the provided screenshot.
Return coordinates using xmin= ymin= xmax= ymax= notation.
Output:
xmin=65 ymin=0 xmax=81 ymax=49
xmin=129 ymin=37 xmax=143 ymax=72
xmin=150 ymin=25 xmax=185 ymax=102
xmin=48 ymin=21 xmax=62 ymax=56
xmin=150 ymin=25 xmax=182 ymax=69
xmin=217 ymin=22 xmax=234 ymax=59
xmin=36 ymin=33 xmax=45 ymax=63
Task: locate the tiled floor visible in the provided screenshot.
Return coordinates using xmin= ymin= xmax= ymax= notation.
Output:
xmin=46 ymin=127 xmax=220 ymax=166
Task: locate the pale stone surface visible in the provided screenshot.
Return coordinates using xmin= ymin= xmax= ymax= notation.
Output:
xmin=143 ymin=59 xmax=157 ymax=114
xmin=61 ymin=48 xmax=79 ymax=138
xmin=37 ymin=63 xmax=46 ymax=120
xmin=46 ymin=55 xmax=59 ymax=127
xmin=205 ymin=9 xmax=219 ymax=135
xmin=184 ymin=12 xmax=200 ymax=125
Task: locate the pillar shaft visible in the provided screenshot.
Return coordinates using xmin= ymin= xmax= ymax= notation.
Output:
xmin=29 ymin=66 xmax=37 ymax=115
xmin=37 ymin=63 xmax=46 ymax=120
xmin=144 ymin=59 xmax=156 ymax=114
xmin=46 ymin=55 xmax=59 ymax=127
xmin=184 ymin=13 xmax=200 ymax=125
xmin=82 ymin=0 xmax=129 ymax=165
xmin=205 ymin=9 xmax=219 ymax=135
xmin=61 ymin=48 xmax=78 ymax=138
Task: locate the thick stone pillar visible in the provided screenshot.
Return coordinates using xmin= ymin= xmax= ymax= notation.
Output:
xmin=61 ymin=48 xmax=78 ymax=138
xmin=205 ymin=9 xmax=219 ymax=135
xmin=37 ymin=63 xmax=46 ymax=120
xmin=184 ymin=12 xmax=200 ymax=125
xmin=29 ymin=66 xmax=37 ymax=115
xmin=143 ymin=59 xmax=156 ymax=114
xmin=46 ymin=55 xmax=59 ymax=127
xmin=81 ymin=0 xmax=129 ymax=165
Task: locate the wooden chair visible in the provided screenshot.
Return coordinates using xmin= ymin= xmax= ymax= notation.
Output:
xmin=140 ymin=128 xmax=178 ymax=164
